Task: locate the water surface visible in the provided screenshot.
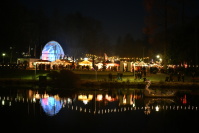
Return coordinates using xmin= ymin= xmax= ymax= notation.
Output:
xmin=0 ymin=87 xmax=198 ymax=133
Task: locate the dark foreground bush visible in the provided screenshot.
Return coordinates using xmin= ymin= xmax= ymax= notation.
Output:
xmin=47 ymin=70 xmax=81 ymax=89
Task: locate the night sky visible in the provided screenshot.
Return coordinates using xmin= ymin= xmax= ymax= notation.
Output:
xmin=1 ymin=0 xmax=199 ymax=63
xmin=20 ymin=0 xmax=147 ymax=43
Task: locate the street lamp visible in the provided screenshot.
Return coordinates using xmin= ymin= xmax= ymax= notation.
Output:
xmin=156 ymin=55 xmax=160 ymax=63
xmin=156 ymin=55 xmax=162 ymax=65
xmin=10 ymin=47 xmax=12 ymax=63
xmin=35 ymin=63 xmax=37 ymax=80
xmin=2 ymin=53 xmax=5 ymax=64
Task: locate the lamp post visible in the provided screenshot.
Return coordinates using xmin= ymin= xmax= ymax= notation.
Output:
xmin=2 ymin=53 xmax=5 ymax=64
xmin=35 ymin=63 xmax=37 ymax=80
xmin=156 ymin=55 xmax=163 ymax=64
xmin=133 ymin=63 xmax=135 ymax=78
xmin=156 ymin=55 xmax=160 ymax=64
xmin=95 ymin=69 xmax=98 ymax=81
xmin=10 ymin=47 xmax=12 ymax=63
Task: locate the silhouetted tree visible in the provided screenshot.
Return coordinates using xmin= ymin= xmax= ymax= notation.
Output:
xmin=47 ymin=70 xmax=81 ymax=88
xmin=143 ymin=0 xmax=198 ymax=67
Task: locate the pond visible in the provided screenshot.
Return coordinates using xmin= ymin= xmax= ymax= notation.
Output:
xmin=0 ymin=86 xmax=198 ymax=132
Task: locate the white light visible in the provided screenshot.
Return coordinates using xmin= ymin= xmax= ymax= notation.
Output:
xmin=84 ymin=58 xmax=88 ymax=61
xmin=83 ymin=100 xmax=88 ymax=105
xmin=2 ymin=100 xmax=5 ymax=105
xmin=155 ymin=106 xmax=159 ymax=111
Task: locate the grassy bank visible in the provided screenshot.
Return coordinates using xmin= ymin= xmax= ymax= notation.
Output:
xmin=0 ymin=69 xmax=199 ymax=89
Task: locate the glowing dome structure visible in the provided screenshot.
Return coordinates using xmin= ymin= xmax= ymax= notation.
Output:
xmin=41 ymin=41 xmax=65 ymax=62
xmin=40 ymin=97 xmax=63 ymax=116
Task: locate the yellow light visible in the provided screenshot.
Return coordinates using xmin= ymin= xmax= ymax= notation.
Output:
xmin=97 ymin=94 xmax=103 ymax=101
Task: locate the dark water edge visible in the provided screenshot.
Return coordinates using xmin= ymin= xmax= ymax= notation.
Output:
xmin=2 ymin=108 xmax=198 ymax=132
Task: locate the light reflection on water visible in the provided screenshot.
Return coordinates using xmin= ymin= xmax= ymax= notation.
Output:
xmin=0 ymin=87 xmax=198 ymax=132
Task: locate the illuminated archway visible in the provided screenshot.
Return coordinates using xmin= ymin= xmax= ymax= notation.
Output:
xmin=41 ymin=41 xmax=65 ymax=62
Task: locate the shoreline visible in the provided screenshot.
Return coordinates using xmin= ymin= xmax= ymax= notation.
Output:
xmin=0 ymin=78 xmax=199 ymax=90
xmin=0 ymin=70 xmax=199 ymax=89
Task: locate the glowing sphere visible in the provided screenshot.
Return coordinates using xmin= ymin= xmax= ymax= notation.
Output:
xmin=41 ymin=41 xmax=65 ymax=61
xmin=40 ymin=97 xmax=63 ymax=116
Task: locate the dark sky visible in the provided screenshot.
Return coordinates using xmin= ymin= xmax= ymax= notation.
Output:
xmin=19 ymin=0 xmax=199 ymax=45
xmin=20 ymin=0 xmax=147 ymax=43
